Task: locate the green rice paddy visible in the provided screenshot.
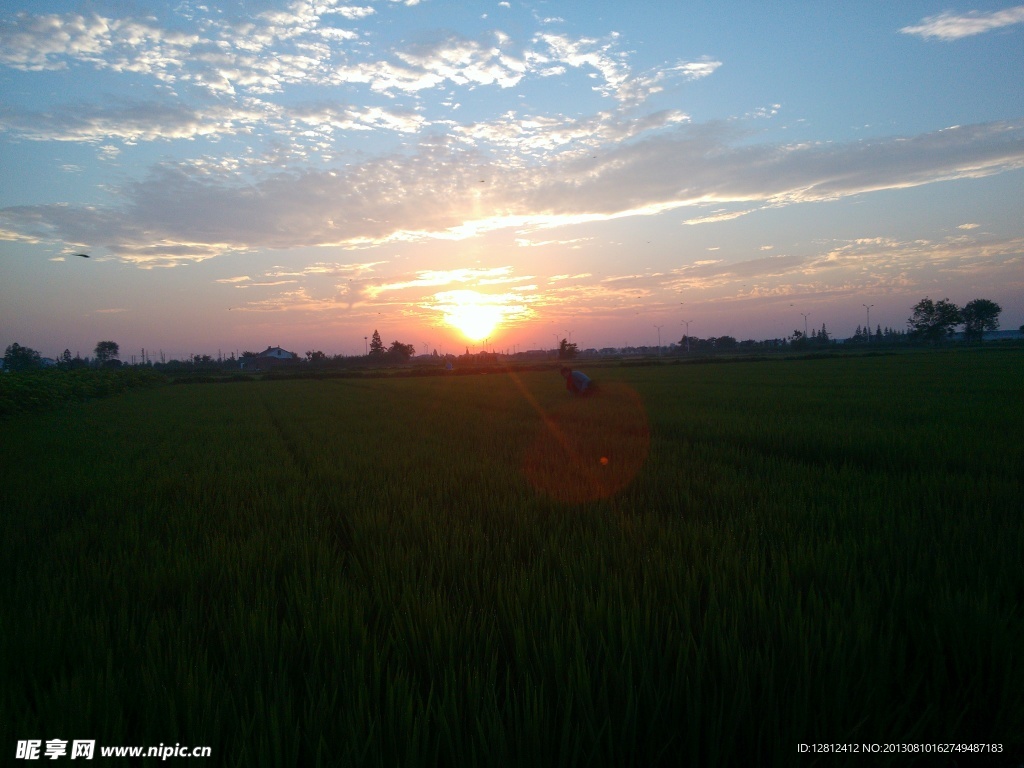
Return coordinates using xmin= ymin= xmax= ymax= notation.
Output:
xmin=2 ymin=349 xmax=1022 ymax=766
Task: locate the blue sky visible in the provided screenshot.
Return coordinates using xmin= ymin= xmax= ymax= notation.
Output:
xmin=1 ymin=0 xmax=1022 ymax=358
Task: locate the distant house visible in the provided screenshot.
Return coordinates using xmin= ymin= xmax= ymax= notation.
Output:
xmin=243 ymin=346 xmax=298 ymax=370
xmin=259 ymin=346 xmax=297 ymax=361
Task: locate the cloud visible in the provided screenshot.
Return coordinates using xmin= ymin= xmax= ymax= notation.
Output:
xmin=3 ymin=120 xmax=1022 ymax=265
xmin=0 ymin=99 xmax=268 ymax=143
xmin=452 ymin=108 xmax=689 ymax=155
xmin=668 ymin=253 xmax=807 ymax=288
xmin=289 ymin=103 xmax=426 ymax=134
xmin=534 ymin=33 xmax=718 ymax=106
xmin=682 ymin=208 xmax=756 ymax=226
xmin=0 ymin=12 xmax=123 ymax=71
xmin=900 ymin=6 xmax=1024 ymax=40
xmin=365 ymin=267 xmax=517 ymax=298
xmin=0 ymin=6 xmax=351 ymax=95
xmin=516 ymin=237 xmax=592 ymax=248
xmin=0 ymin=11 xmax=200 ymax=78
xmin=329 ymin=31 xmax=541 ymax=93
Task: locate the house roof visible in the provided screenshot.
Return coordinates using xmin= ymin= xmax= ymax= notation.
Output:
xmin=257 ymin=346 xmax=296 ymax=358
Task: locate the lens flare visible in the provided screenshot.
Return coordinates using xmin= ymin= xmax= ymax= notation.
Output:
xmin=521 ymin=380 xmax=649 ymax=503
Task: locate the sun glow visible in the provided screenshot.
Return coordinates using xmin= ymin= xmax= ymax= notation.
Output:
xmin=436 ymin=290 xmax=514 ymax=341
xmin=445 ymin=301 xmax=501 ymax=340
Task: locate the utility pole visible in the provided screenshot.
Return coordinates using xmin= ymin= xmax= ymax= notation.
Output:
xmin=653 ymin=324 xmax=664 ymax=355
xmin=863 ymin=304 xmax=874 ymax=341
xmin=800 ymin=312 xmax=811 ymax=339
xmin=681 ymin=320 xmax=692 ymax=353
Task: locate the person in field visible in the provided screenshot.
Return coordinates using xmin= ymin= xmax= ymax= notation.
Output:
xmin=560 ymin=366 xmax=594 ymax=396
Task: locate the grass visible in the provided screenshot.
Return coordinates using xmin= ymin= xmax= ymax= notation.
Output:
xmin=1 ymin=348 xmax=1022 ymax=766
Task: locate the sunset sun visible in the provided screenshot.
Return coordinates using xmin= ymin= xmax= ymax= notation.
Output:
xmin=443 ymin=298 xmax=501 ymax=341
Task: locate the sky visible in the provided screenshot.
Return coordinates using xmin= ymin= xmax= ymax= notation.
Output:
xmin=1 ymin=0 xmax=1023 ymax=359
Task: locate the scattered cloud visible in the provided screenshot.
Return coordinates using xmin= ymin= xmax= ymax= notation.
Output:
xmin=2 ymin=120 xmax=1022 ymax=265
xmin=516 ymin=237 xmax=592 ymax=248
xmin=0 ymin=99 xmax=268 ymax=143
xmin=365 ymin=267 xmax=518 ymax=298
xmin=900 ymin=6 xmax=1024 ymax=40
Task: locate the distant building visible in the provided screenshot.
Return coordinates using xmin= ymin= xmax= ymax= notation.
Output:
xmin=243 ymin=346 xmax=298 ymax=370
xmin=258 ymin=346 xmax=297 ymax=360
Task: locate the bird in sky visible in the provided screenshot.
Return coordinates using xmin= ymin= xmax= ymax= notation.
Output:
xmin=76 ymin=253 xmax=90 ymax=258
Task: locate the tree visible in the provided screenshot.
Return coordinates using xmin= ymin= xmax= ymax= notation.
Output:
xmin=387 ymin=341 xmax=415 ymax=361
xmin=3 ymin=342 xmax=42 ymax=372
xmin=94 ymin=340 xmax=120 ymax=364
xmin=961 ymin=299 xmax=1001 ymax=342
xmin=907 ymin=297 xmax=961 ymax=343
xmin=305 ymin=350 xmax=327 ymax=363
xmin=57 ymin=349 xmax=86 ymax=370
xmin=369 ymin=330 xmax=384 ymax=356
xmin=558 ymin=337 xmax=578 ymax=360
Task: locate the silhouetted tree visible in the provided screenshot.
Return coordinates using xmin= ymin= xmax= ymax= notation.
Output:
xmin=387 ymin=341 xmax=415 ymax=361
xmin=94 ymin=340 xmax=120 ymax=365
xmin=3 ymin=343 xmax=42 ymax=371
xmin=907 ymin=297 xmax=961 ymax=342
xmin=369 ymin=330 xmax=385 ymax=356
xmin=306 ymin=350 xmax=327 ymax=363
xmin=558 ymin=338 xmax=578 ymax=359
xmin=961 ymin=299 xmax=1001 ymax=342
xmin=57 ymin=349 xmax=87 ymax=370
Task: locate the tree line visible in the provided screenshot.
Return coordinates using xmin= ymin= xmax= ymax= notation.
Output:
xmin=3 ymin=297 xmax=1018 ymax=374
xmin=676 ymin=296 xmax=1010 ymax=352
xmin=2 ymin=340 xmax=121 ymax=372
xmin=905 ymin=297 xmax=1002 ymax=343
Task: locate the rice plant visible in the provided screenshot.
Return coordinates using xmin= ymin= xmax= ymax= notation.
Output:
xmin=1 ymin=349 xmax=1021 ymax=766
